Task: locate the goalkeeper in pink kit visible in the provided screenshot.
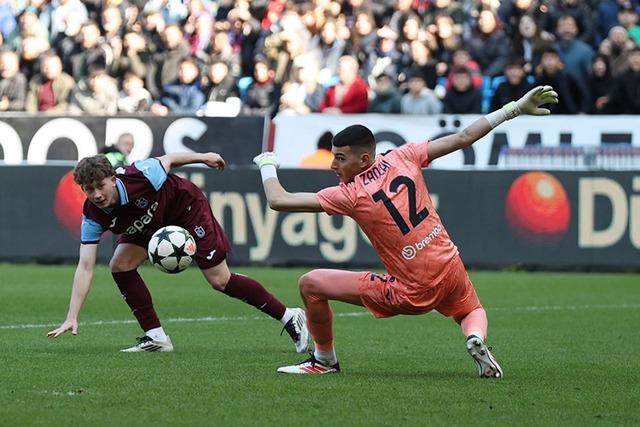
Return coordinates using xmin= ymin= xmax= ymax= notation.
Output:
xmin=254 ymin=86 xmax=558 ymax=377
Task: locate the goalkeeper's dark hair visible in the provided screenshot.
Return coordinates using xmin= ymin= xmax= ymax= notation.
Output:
xmin=74 ymin=155 xmax=115 ymax=187
xmin=332 ymin=124 xmax=376 ymax=152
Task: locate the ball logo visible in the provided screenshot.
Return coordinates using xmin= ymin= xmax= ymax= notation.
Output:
xmin=402 ymin=245 xmax=417 ymax=260
xmin=505 ymin=171 xmax=570 ymax=244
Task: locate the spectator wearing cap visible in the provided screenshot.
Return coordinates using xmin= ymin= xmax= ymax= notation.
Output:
xmin=241 ymin=55 xmax=280 ymax=117
xmin=25 ymin=51 xmax=75 ymax=113
xmin=554 ymin=15 xmax=595 ymax=90
xmin=442 ymin=66 xmax=482 ymax=114
xmin=299 ymin=131 xmax=334 ymax=169
xmin=68 ymin=65 xmax=119 ymax=114
xmin=618 ymin=4 xmax=640 ymax=46
xmin=401 ymin=68 xmax=442 ymax=115
xmin=369 ymin=71 xmax=402 ymax=114
xmin=607 ymin=47 xmax=640 ymax=113
xmin=0 ymin=49 xmax=26 ymax=111
xmin=320 ymin=55 xmax=368 ymax=114
xmin=467 ymin=9 xmax=511 ymax=77
xmin=534 ymin=47 xmax=583 ymax=113
xmin=151 ymin=57 xmax=205 ymax=115
xmin=490 ymin=57 xmax=535 ymax=112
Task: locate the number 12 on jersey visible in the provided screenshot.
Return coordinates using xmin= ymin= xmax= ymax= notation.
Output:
xmin=372 ymin=176 xmax=429 ymax=235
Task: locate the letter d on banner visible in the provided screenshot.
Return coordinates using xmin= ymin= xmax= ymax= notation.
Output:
xmin=579 ymin=177 xmax=628 ymax=248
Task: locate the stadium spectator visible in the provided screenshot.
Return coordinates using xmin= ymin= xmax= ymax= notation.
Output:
xmin=320 ymin=55 xmax=368 ymax=114
xmin=607 ymin=47 xmax=640 ymax=113
xmin=207 ymin=28 xmax=242 ymax=79
xmin=467 ymin=10 xmax=511 ymax=77
xmin=595 ymin=0 xmax=627 ymax=46
xmin=49 ymin=0 xmax=88 ymax=42
xmin=617 ymin=4 xmax=640 ymax=46
xmin=151 ymin=57 xmax=205 ymax=116
xmin=399 ymin=40 xmax=438 ymax=90
xmin=511 ymin=13 xmax=553 ymax=74
xmin=534 ymin=47 xmax=584 ymax=113
xmin=588 ymin=54 xmax=614 ymax=114
xmin=25 ymin=51 xmax=74 ymax=113
xmin=364 ymin=25 xmax=402 ymax=80
xmin=278 ymin=56 xmax=324 ymax=115
xmin=226 ymin=7 xmax=261 ymax=77
xmin=241 ymin=55 xmax=280 ymax=117
xmin=51 ymin=8 xmax=84 ymax=70
xmin=68 ymin=66 xmax=119 ymax=115
xmin=5 ymin=7 xmax=48 ymax=51
xmin=0 ymin=0 xmax=16 ymax=40
xmin=66 ymin=21 xmax=108 ymax=82
xmin=101 ymin=132 xmax=134 ymax=167
xmin=18 ymin=35 xmax=50 ymax=81
xmin=552 ymin=0 xmax=595 ymax=45
xmin=349 ymin=11 xmax=378 ymax=74
xmin=0 ymin=49 xmax=26 ymax=111
xmin=443 ymin=66 xmax=482 ymax=114
xmin=317 ymin=18 xmax=347 ymax=83
xmin=202 ymin=59 xmax=239 ymax=103
xmin=445 ymin=48 xmax=484 ymax=90
xmin=498 ymin=0 xmax=555 ymax=41
xmin=111 ymin=31 xmax=149 ymax=81
xmin=490 ymin=57 xmax=535 ymax=112
xmin=299 ymin=131 xmax=334 ymax=169
xmin=117 ymin=72 xmax=152 ymax=113
xmin=554 ymin=15 xmax=595 ymax=89
xmin=401 ymin=68 xmax=442 ymax=115
xmin=146 ymin=24 xmax=190 ymax=99
xmin=599 ymin=26 xmax=637 ymax=77
xmin=369 ymin=71 xmax=402 ymax=114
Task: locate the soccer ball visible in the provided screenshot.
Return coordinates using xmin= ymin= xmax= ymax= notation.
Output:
xmin=147 ymin=226 xmax=197 ymax=274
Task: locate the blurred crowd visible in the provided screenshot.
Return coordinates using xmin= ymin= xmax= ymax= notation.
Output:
xmin=0 ymin=0 xmax=639 ymax=117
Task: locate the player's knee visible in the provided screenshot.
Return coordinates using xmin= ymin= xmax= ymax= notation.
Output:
xmin=109 ymin=257 xmax=136 ymax=273
xmin=298 ymin=270 xmax=324 ymax=298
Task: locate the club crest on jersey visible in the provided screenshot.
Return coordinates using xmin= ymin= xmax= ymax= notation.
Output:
xmin=194 ymin=225 xmax=205 ymax=238
xmin=135 ymin=197 xmax=148 ymax=209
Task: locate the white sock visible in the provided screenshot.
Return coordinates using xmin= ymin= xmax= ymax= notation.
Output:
xmin=314 ymin=348 xmax=337 ymax=366
xmin=145 ymin=327 xmax=168 ymax=342
xmin=280 ymin=308 xmax=294 ymax=325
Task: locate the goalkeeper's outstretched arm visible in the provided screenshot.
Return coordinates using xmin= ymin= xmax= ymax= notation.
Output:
xmin=427 ymin=85 xmax=558 ymax=161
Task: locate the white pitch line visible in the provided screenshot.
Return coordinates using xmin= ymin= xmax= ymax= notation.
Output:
xmin=0 ymin=303 xmax=638 ymax=331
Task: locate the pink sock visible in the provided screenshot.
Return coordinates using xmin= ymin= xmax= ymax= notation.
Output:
xmin=460 ymin=308 xmax=488 ymax=340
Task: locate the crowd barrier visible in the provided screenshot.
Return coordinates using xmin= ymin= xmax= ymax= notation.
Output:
xmin=1 ymin=166 xmax=638 ymax=270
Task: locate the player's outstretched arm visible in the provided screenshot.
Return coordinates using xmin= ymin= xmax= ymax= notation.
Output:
xmin=47 ymin=244 xmax=98 ymax=338
xmin=253 ymin=152 xmax=324 ymax=212
xmin=158 ymin=152 xmax=225 ymax=172
xmin=427 ymin=85 xmax=559 ymax=161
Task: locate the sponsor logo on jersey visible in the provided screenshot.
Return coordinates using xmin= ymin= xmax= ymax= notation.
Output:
xmin=194 ymin=225 xmax=205 ymax=238
xmin=135 ymin=197 xmax=149 ymax=209
xmin=126 ymin=202 xmax=159 ymax=235
xmin=401 ymin=224 xmax=442 ymax=260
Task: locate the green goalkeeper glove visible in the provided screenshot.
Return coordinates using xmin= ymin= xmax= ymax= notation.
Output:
xmin=253 ymin=152 xmax=280 ymax=169
xmin=514 ymin=85 xmax=559 ymax=116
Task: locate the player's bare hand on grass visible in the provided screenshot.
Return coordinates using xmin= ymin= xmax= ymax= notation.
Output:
xmin=202 ymin=152 xmax=225 ymax=170
xmin=47 ymin=319 xmax=78 ymax=338
xmin=516 ymin=85 xmax=559 ymax=116
xmin=253 ymin=152 xmax=280 ymax=169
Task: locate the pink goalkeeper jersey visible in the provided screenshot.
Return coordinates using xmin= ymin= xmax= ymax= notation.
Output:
xmin=317 ymin=142 xmax=459 ymax=288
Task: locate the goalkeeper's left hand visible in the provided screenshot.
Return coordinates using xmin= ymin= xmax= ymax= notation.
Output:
xmin=253 ymin=152 xmax=280 ymax=169
xmin=515 ymin=85 xmax=559 ymax=116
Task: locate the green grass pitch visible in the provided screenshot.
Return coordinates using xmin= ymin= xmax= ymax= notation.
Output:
xmin=0 ymin=264 xmax=638 ymax=426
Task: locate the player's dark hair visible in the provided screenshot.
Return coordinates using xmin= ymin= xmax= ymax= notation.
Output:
xmin=74 ymin=155 xmax=115 ymax=187
xmin=332 ymin=125 xmax=375 ymax=151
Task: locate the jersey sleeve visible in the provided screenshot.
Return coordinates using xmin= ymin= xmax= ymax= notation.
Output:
xmin=80 ymin=215 xmax=103 ymax=244
xmin=398 ymin=141 xmax=430 ymax=168
xmin=133 ymin=158 xmax=167 ymax=191
xmin=316 ymin=184 xmax=356 ymax=216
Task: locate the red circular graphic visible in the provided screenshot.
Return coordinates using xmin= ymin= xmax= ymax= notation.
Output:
xmin=53 ymin=170 xmax=85 ymax=239
xmin=505 ymin=171 xmax=570 ymax=243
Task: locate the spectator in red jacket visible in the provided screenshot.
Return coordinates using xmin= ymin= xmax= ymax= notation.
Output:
xmin=320 ymin=55 xmax=369 ymax=113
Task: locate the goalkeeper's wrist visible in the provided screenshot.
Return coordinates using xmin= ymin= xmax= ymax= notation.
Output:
xmin=485 ymin=101 xmax=521 ymax=128
xmin=259 ymin=164 xmax=277 ymax=182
